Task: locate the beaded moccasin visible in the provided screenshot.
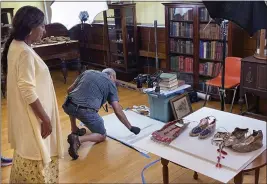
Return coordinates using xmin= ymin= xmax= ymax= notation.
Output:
xmin=151 ymin=119 xmax=189 ymax=144
xmin=198 ymin=117 xmax=216 ymax=139
xmin=189 ymin=117 xmax=210 ymax=137
xmin=224 ymin=127 xmax=249 ymax=147
xmin=232 ymin=130 xmax=263 ymax=153
xmin=212 ymin=131 xmax=231 ymax=146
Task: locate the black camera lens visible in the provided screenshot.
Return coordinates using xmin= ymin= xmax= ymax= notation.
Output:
xmin=155 ymin=86 xmax=160 ymax=93
xmin=148 ymin=79 xmax=153 ymax=88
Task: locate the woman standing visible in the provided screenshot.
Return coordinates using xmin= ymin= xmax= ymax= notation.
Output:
xmin=1 ymin=6 xmax=64 ymax=183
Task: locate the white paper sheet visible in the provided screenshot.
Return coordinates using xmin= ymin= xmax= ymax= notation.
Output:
xmin=170 ymin=108 xmax=266 ymax=171
xmin=133 ymin=135 xmax=238 ymax=183
xmin=102 ymin=110 xmax=165 ymax=154
xmin=169 ymin=107 xmax=266 ymax=171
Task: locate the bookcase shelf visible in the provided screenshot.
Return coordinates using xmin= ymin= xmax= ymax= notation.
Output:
xmin=163 ymin=2 xmax=244 ymax=99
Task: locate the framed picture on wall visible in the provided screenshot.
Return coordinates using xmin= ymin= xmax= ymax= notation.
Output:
xmin=170 ymin=93 xmax=193 ymax=120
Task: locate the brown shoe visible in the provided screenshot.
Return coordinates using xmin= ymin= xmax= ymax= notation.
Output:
xmin=67 ymin=134 xmax=81 ymax=160
xmin=232 ymin=130 xmax=263 ymax=153
xmin=72 ymin=128 xmax=86 ymax=136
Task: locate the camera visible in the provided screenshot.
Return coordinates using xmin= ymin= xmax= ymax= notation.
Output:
xmin=134 ymin=74 xmax=150 ymax=88
xmin=134 ymin=70 xmax=163 ymax=89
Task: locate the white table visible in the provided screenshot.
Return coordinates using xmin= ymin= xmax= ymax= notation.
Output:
xmin=133 ymin=107 xmax=267 ymax=184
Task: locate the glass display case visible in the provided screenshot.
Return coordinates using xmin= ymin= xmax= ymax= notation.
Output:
xmin=104 ymin=3 xmax=138 ymax=72
xmin=254 ymin=29 xmax=267 ymax=60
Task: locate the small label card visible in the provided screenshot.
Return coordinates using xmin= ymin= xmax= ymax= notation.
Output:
xmin=175 ymin=123 xmax=184 ymax=128
xmin=175 ymin=120 xmax=185 ymax=128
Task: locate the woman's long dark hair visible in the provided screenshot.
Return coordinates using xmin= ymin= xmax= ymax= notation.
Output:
xmin=1 ymin=6 xmax=44 ymax=75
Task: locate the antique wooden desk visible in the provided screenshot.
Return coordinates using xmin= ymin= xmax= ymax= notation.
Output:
xmin=1 ymin=23 xmax=82 ymax=98
xmin=32 ymin=40 xmax=81 ymax=84
xmin=238 ymin=56 xmax=267 ymax=120
xmin=33 ymin=23 xmax=83 ymax=84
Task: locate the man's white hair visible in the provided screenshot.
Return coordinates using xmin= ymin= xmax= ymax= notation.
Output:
xmin=102 ymin=68 xmax=116 ymax=77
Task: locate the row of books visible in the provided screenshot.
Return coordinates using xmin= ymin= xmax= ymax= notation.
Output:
xmin=178 ymin=73 xmax=194 ymax=85
xmin=159 ymin=73 xmax=185 ymax=91
xmin=170 ymin=39 xmax=194 ymax=55
xmin=199 ymin=81 xmax=219 ymax=95
xmin=169 ymin=8 xmax=193 ymax=21
xmin=199 ymin=62 xmax=221 ymax=77
xmin=199 ymin=41 xmax=228 ymax=61
xmin=199 ymin=24 xmax=229 ymax=40
xmin=170 ymin=56 xmax=194 ymax=73
xmin=199 ymin=8 xmax=211 ymax=22
xmin=170 ymin=22 xmax=193 ymax=38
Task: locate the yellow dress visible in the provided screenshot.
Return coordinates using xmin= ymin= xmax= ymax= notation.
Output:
xmin=6 ymin=40 xmax=64 ymax=183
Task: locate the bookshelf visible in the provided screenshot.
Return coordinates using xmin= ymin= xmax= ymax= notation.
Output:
xmin=103 ymin=3 xmax=139 ymax=81
xmin=165 ymin=4 xmax=195 ymax=89
xmin=198 ymin=6 xmax=227 ymax=96
xmin=163 ymin=2 xmax=244 ymax=99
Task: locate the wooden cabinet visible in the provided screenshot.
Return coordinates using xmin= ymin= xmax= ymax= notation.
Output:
xmin=242 ymin=62 xmax=258 ymax=89
xmin=138 ymin=26 xmax=167 ymax=74
xmin=1 ymin=8 xmax=14 ymax=44
xmin=239 ymin=56 xmax=267 ymax=120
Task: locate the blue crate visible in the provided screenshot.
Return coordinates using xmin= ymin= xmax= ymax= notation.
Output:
xmin=147 ymin=91 xmax=184 ymax=122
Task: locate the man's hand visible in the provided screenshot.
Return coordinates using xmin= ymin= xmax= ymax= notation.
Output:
xmin=130 ymin=126 xmax=141 ymax=135
xmin=41 ymin=119 xmax=52 ymax=139
xmin=110 ymin=101 xmax=141 ymax=135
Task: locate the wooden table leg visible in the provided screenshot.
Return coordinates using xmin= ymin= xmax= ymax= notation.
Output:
xmin=161 ymin=158 xmax=169 ymax=184
xmin=255 ymin=168 xmax=260 ymax=184
xmin=61 ymin=60 xmax=68 ymax=84
xmin=193 ymin=171 xmax=198 ymax=180
xmin=234 ymin=172 xmax=243 ymax=184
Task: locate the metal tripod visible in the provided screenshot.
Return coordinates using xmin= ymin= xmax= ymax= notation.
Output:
xmin=220 ymin=20 xmax=228 ymax=111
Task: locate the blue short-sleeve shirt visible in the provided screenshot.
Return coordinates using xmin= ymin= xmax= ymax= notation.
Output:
xmin=68 ymin=70 xmax=119 ymax=110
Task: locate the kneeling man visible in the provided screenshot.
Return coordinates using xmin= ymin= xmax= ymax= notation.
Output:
xmin=62 ymin=68 xmax=141 ymax=160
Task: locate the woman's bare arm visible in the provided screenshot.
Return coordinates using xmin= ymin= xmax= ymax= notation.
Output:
xmin=29 ymin=99 xmax=50 ymax=123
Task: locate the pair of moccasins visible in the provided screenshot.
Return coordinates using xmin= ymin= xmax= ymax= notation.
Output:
xmin=218 ymin=128 xmax=263 ymax=153
xmin=189 ymin=116 xmax=216 ymax=139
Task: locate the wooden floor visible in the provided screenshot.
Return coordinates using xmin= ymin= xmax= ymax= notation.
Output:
xmin=1 ymin=70 xmax=266 ymax=183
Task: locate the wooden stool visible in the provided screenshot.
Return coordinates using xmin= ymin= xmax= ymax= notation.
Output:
xmin=234 ymin=150 xmax=267 ymax=184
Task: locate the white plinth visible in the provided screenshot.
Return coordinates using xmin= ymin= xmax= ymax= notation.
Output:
xmin=133 ymin=107 xmax=267 ymax=183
